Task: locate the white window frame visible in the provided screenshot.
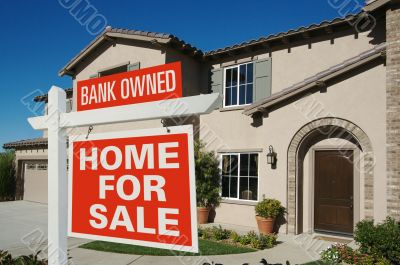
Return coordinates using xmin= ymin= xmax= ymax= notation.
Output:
xmin=219 ymin=152 xmax=259 ymax=202
xmin=223 ymin=62 xmax=254 ymax=108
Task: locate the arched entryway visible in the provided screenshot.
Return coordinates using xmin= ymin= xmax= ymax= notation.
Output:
xmin=287 ymin=117 xmax=374 ymax=234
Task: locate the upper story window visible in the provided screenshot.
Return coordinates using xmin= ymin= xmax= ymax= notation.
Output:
xmin=99 ymin=64 xmax=129 ymax=77
xmin=224 ymin=62 xmax=254 ymax=107
xmin=93 ymin=62 xmax=140 ymax=78
xmin=221 ymin=152 xmax=259 ymax=201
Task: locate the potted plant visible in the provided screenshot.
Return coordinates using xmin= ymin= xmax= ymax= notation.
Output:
xmin=255 ymin=198 xmax=285 ymax=234
xmin=194 ymin=140 xmax=221 ymax=224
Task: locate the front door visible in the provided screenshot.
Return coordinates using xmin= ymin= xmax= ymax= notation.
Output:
xmin=314 ymin=150 xmax=354 ymax=235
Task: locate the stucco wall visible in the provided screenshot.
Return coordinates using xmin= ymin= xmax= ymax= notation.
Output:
xmin=200 ymin=63 xmax=386 ymax=231
xmin=268 ymin=30 xmax=378 ymax=93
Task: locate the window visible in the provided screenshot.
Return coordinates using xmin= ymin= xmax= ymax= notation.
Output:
xmin=99 ymin=64 xmax=128 ymax=77
xmin=224 ymin=63 xmax=254 ymax=107
xmin=221 ymin=153 xmax=258 ymax=201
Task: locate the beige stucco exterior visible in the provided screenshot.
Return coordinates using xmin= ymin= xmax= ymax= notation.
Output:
xmin=13 ymin=14 xmax=390 ymax=235
xmin=200 ymin=30 xmax=387 ymax=231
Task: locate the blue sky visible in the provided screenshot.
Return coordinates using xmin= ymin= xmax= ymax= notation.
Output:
xmin=0 ymin=0 xmax=364 ymax=149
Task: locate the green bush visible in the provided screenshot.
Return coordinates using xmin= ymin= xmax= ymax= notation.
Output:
xmin=0 ymin=250 xmax=14 ymax=265
xmin=197 ymin=226 xmax=277 ymax=250
xmin=230 ymin=231 xmax=240 ymax=243
xmin=0 ymin=151 xmax=16 ymax=201
xmin=250 ymin=234 xmax=277 ymax=250
xmin=320 ymin=245 xmax=341 ymax=264
xmin=211 ymin=225 xmax=231 ymax=240
xmin=354 ymin=217 xmax=400 ymax=264
xmin=255 ymin=198 xmax=285 ymax=218
xmin=238 ymin=234 xmax=252 ymax=246
xmin=320 ymin=244 xmax=375 ymax=265
xmin=200 ymin=227 xmax=213 ymax=240
xmin=0 ymin=250 xmax=48 ymax=265
xmin=194 ymin=140 xmax=221 ymax=208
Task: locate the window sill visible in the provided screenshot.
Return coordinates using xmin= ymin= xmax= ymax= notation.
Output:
xmin=221 ymin=199 xmax=258 ymax=206
xmin=219 ymin=106 xmax=247 ymax=112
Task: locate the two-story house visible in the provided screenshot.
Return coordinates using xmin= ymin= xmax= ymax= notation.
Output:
xmin=5 ymin=0 xmax=400 ymax=236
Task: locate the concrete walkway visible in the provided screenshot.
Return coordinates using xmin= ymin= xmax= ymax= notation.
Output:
xmin=1 ymin=201 xmax=328 ymax=264
xmin=67 ymin=233 xmax=325 ymax=265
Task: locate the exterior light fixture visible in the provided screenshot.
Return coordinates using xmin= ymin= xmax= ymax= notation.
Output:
xmin=267 ymin=145 xmax=277 ymax=168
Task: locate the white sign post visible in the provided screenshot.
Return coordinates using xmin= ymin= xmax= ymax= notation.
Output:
xmin=47 ymin=88 xmax=68 ymax=265
xmin=28 ymin=86 xmax=219 ymax=265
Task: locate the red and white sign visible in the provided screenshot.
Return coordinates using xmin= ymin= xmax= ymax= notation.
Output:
xmin=68 ymin=125 xmax=198 ymax=252
xmin=77 ymin=62 xmax=182 ymax=111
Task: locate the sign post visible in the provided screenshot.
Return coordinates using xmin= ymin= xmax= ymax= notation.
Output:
xmin=47 ymin=87 xmax=68 ymax=265
xmin=28 ymin=82 xmax=219 ymax=264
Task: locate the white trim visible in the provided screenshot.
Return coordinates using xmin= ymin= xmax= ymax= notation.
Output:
xmin=28 ymin=93 xmax=220 ymax=130
xmin=68 ymin=125 xmax=198 ymax=253
xmin=219 ymin=152 xmax=259 ymax=202
xmin=223 ymin=62 xmax=254 ymax=108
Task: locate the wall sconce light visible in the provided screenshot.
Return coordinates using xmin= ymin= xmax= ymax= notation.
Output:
xmin=266 ymin=145 xmax=277 ymax=169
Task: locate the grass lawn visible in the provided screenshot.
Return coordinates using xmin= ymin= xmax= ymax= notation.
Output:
xmin=80 ymin=239 xmax=257 ymax=256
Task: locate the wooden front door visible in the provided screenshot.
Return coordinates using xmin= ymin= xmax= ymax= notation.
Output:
xmin=314 ymin=150 xmax=354 ymax=234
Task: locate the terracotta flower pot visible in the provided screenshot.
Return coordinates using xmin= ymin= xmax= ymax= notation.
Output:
xmin=197 ymin=207 xmax=210 ymax=224
xmin=256 ymin=215 xmax=275 ymax=234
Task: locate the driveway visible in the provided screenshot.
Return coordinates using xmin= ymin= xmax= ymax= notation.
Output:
xmin=0 ymin=201 xmax=320 ymax=265
xmin=0 ymin=201 xmax=88 ymax=256
xmin=0 ymin=201 xmax=48 ymax=251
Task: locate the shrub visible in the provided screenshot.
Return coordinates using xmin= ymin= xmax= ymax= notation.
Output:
xmin=211 ymin=225 xmax=231 ymax=240
xmin=239 ymin=231 xmax=258 ymax=246
xmin=238 ymin=234 xmax=252 ymax=246
xmin=230 ymin=231 xmax=240 ymax=243
xmin=0 ymin=151 xmax=16 ymax=201
xmin=250 ymin=234 xmax=277 ymax=250
xmin=0 ymin=250 xmax=48 ymax=265
xmin=354 ymin=217 xmax=400 ymax=264
xmin=15 ymin=252 xmax=48 ymax=265
xmin=320 ymin=245 xmax=341 ymax=264
xmin=200 ymin=227 xmax=213 ymax=240
xmin=255 ymin=198 xmax=285 ymax=218
xmin=197 ymin=226 xmax=204 ymax=238
xmin=321 ymin=243 xmax=381 ymax=265
xmin=0 ymin=250 xmax=14 ymax=265
xmin=194 ymin=140 xmax=221 ymax=208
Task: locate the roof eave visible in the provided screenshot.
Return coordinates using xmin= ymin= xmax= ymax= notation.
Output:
xmin=363 ymin=0 xmax=396 ymax=12
xmin=59 ymin=34 xmax=109 ymax=77
xmin=204 ymin=14 xmax=359 ymax=58
xmin=58 ymin=32 xmax=180 ymax=77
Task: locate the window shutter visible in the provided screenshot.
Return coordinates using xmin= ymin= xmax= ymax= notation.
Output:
xmin=89 ymin=74 xmax=98 ymax=79
xmin=128 ymin=62 xmax=140 ymax=71
xmin=211 ymin=68 xmax=223 ymax=108
xmin=253 ymin=58 xmax=272 ymax=102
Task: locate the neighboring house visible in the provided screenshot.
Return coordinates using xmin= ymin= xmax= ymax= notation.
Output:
xmin=4 ymin=0 xmax=400 ymax=236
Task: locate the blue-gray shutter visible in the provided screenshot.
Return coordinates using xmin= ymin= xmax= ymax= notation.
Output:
xmin=253 ymin=58 xmax=272 ymax=102
xmin=128 ymin=62 xmax=140 ymax=71
xmin=211 ymin=68 xmax=223 ymax=108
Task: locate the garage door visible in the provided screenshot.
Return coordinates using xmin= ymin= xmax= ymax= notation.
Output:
xmin=23 ymin=161 xmax=48 ymax=203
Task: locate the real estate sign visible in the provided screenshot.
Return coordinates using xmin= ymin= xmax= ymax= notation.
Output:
xmin=68 ymin=125 xmax=198 ymax=252
xmin=77 ymin=62 xmax=182 ymax=111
